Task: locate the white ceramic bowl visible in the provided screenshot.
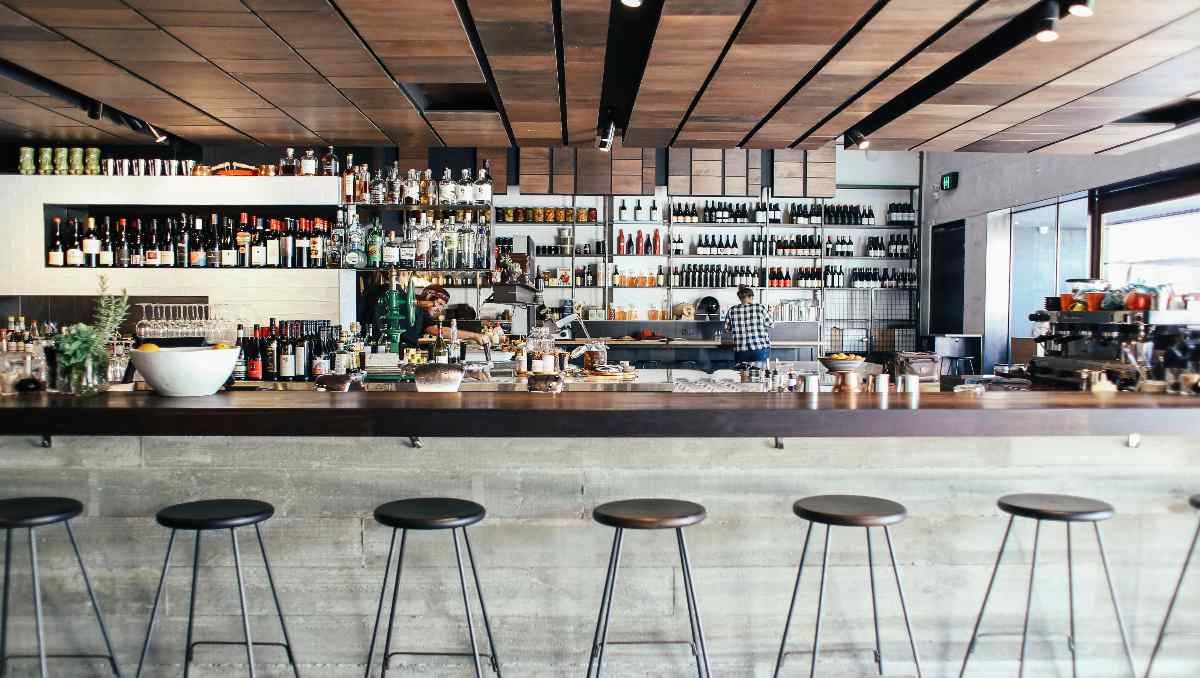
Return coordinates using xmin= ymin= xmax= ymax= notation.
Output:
xmin=131 ymin=346 xmax=238 ymax=397
xmin=819 ymin=357 xmax=867 ymax=373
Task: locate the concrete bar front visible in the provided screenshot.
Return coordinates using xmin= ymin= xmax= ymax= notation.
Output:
xmin=1 ymin=432 xmax=1197 ymax=677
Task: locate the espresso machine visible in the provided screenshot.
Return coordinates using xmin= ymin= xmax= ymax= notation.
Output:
xmin=1028 ymin=309 xmax=1200 ymax=390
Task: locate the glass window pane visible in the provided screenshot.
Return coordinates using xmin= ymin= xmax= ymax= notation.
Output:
xmin=1009 ymin=205 xmax=1058 ymax=338
xmin=1103 ymin=194 xmax=1200 ymax=291
xmin=1057 ymin=198 xmax=1090 ymax=291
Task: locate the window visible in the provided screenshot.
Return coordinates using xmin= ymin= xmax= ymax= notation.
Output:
xmin=1102 ymin=193 xmax=1200 ymax=292
xmin=1008 ymin=198 xmax=1091 ymax=338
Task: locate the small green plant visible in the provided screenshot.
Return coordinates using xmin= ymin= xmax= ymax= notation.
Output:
xmin=54 ymin=276 xmax=129 ymax=378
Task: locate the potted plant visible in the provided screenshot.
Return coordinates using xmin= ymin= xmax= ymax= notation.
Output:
xmin=53 ymin=276 xmax=128 ymax=396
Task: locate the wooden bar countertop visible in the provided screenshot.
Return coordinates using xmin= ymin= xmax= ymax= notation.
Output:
xmin=0 ymin=391 xmax=1197 ymax=438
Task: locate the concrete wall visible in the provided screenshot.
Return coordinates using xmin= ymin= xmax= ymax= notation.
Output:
xmin=0 ymin=176 xmax=349 ymax=324
xmin=1 ymin=434 xmax=1197 ymax=677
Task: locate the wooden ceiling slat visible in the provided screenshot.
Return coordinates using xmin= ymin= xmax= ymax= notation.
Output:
xmin=888 ymin=0 xmax=1200 ymax=151
xmin=336 ymin=0 xmax=483 ymax=84
xmin=1032 ymin=123 xmax=1175 ymax=155
xmin=0 ymin=2 xmax=255 ymax=144
xmin=674 ymin=0 xmax=877 ymax=147
xmin=624 ymin=0 xmax=749 ymax=148
xmin=560 ymin=0 xmax=609 ymax=146
xmin=467 ymin=0 xmax=559 ymax=145
xmin=425 ymin=110 xmax=508 ymax=147
xmin=747 ymin=0 xmax=977 ymax=149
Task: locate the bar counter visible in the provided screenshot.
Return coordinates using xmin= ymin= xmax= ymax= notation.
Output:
xmin=1 ymin=390 xmax=1198 ymax=438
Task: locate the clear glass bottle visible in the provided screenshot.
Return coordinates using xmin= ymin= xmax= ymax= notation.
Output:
xmin=382 ymin=230 xmax=400 ymax=268
xmin=341 ymin=153 xmax=355 ymax=203
xmin=474 ymin=163 xmax=492 ymax=205
xmin=399 ymin=221 xmax=417 ymax=269
xmin=389 ymin=163 xmax=403 ymax=204
xmin=342 ymin=210 xmax=366 ymax=269
xmin=405 ymin=169 xmax=420 ymax=206
xmin=320 ymin=146 xmax=339 ymax=176
xmin=369 ymin=169 xmax=386 ymax=204
xmin=299 ymin=149 xmax=318 ymax=176
xmin=458 ymin=169 xmax=474 ymax=205
xmin=278 ymin=147 xmax=297 ymax=176
xmin=424 ymin=169 xmax=437 ymax=207
xmin=418 ymin=170 xmax=431 ymax=206
xmin=439 ymin=167 xmax=456 ymax=205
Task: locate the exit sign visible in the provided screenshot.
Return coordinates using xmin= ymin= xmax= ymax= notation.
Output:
xmin=941 ymin=172 xmax=959 ymax=190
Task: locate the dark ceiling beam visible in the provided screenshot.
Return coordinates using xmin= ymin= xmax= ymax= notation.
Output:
xmin=450 ymin=0 xmax=517 ymax=148
xmin=552 ymin=0 xmax=568 ymax=146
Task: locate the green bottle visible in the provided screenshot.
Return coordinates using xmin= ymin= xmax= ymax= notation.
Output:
xmin=366 ymin=217 xmax=383 ymax=268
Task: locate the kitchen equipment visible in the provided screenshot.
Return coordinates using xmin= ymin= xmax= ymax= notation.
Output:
xmin=696 ymin=296 xmax=721 ymax=321
xmin=131 ymin=347 xmax=238 ymax=397
xmin=893 ymin=352 xmax=940 ymax=383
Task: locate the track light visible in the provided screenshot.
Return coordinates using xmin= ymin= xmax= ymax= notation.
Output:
xmin=846 ymin=129 xmax=870 ymax=150
xmin=1067 ymin=0 xmax=1094 ymax=17
xmin=1036 ymin=0 xmax=1060 ymax=42
xmin=148 ymin=123 xmax=167 ymax=144
xmin=597 ymin=119 xmax=615 ymax=153
xmin=86 ymin=100 xmax=103 ymax=120
xmin=620 ymin=0 xmax=643 ymax=7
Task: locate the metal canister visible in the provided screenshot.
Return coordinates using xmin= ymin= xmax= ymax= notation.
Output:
xmin=17 ymin=147 xmax=35 ymax=175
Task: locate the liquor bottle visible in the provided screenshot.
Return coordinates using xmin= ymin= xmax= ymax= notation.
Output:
xmin=367 ymin=169 xmax=385 ymax=204
xmin=278 ymin=147 xmax=298 ymax=176
xmin=423 ymin=169 xmax=437 ymax=206
xmin=142 ymin=219 xmax=158 ymax=267
xmin=244 ymin=325 xmax=262 ymax=380
xmin=366 ymin=218 xmax=383 ymax=268
xmin=299 ymin=149 xmax=318 ymax=176
xmin=262 ymin=220 xmax=278 ymax=268
xmin=278 ymin=324 xmax=296 ymax=380
xmin=263 ymin=320 xmax=278 ymax=381
xmin=619 ymin=199 xmax=628 ymax=221
xmin=404 ymin=169 xmax=420 ymax=206
xmin=206 ymin=214 xmax=221 ymax=268
xmin=616 ymin=228 xmax=625 ymax=255
xmin=439 ymin=167 xmax=456 ymax=205
xmin=320 ymin=146 xmax=339 ymax=176
xmin=129 ymin=218 xmax=143 ymax=267
xmin=649 ymin=200 xmax=658 ymax=223
xmin=311 ymin=220 xmax=326 ymax=268
xmin=634 ymin=199 xmax=643 ymax=221
xmin=292 ymin=322 xmax=309 ymax=382
xmin=80 ymin=217 xmax=100 ymax=267
xmin=382 ymin=230 xmax=400 ymax=268
xmin=280 ymin=219 xmax=296 ymax=268
xmin=341 ymin=154 xmax=355 ymax=203
xmin=343 ymin=212 xmax=366 ymax=269
xmin=188 ymin=218 xmax=207 ymax=267
xmin=653 ymin=228 xmax=661 ymax=256
xmin=475 ymin=163 xmax=492 ymax=205
xmin=109 ymin=218 xmax=125 ymax=267
xmin=458 ymin=168 xmax=474 ymax=204
xmin=63 ymin=218 xmax=83 ymax=267
xmin=47 ymin=217 xmax=64 ymax=267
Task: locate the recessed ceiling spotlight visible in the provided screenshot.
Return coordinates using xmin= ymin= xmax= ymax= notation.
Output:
xmin=1067 ymin=0 xmax=1094 ymax=17
xmin=846 ymin=129 xmax=870 ymax=150
xmin=1037 ymin=0 xmax=1061 ymax=42
xmin=620 ymin=0 xmax=643 ymax=6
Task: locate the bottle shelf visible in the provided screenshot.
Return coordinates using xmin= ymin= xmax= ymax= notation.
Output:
xmin=672 ymin=254 xmax=762 ymax=259
xmin=495 ymin=222 xmax=602 ymax=227
xmin=824 ymin=256 xmax=913 ymax=261
xmin=348 ymin=203 xmax=489 ymax=211
xmin=822 ymin=224 xmax=918 ymax=230
xmin=666 ymin=222 xmax=764 ymax=228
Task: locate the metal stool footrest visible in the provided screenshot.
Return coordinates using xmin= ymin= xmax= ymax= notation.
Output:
xmin=384 ymin=650 xmax=499 ymax=674
xmin=592 ymin=639 xmax=699 ymax=659
xmin=188 ymin=640 xmax=297 ymax=662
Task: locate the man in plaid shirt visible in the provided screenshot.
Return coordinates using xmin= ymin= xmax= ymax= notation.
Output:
xmin=725 ymin=286 xmax=773 ymax=365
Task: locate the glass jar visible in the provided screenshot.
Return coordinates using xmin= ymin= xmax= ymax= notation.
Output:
xmin=533 ymin=207 xmax=544 ymax=223
xmin=588 ymin=208 xmax=598 ymax=223
xmin=577 ymin=207 xmax=588 ymax=224
xmin=514 ymin=207 xmax=525 ymax=222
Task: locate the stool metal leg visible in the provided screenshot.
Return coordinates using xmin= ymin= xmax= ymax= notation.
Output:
xmin=883 ymin=526 xmax=922 ymax=678
xmin=772 ymin=522 xmax=814 ymax=678
xmin=959 ymin=515 xmax=1014 ymax=678
xmin=1018 ymin=519 xmax=1041 ymax=678
xmin=230 ymin=528 xmax=257 ymax=678
xmin=866 ymin=528 xmax=883 ymax=675
xmin=255 ymin=523 xmax=301 ymax=678
xmin=1094 ymin=523 xmax=1138 ymax=678
xmin=1066 ymin=523 xmax=1077 ymax=678
xmin=380 ymin=529 xmax=408 ymax=678
xmin=64 ymin=521 xmax=123 ymax=677
xmin=1145 ymin=517 xmax=1200 ymax=678
xmin=28 ymin=528 xmax=47 ymax=678
xmin=1 ymin=528 xmax=10 ymax=678
xmin=809 ymin=525 xmax=832 ymax=678
xmin=136 ymin=529 xmax=177 ymax=678
xmin=451 ymin=528 xmax=485 ymax=678
xmin=462 ymin=528 xmax=503 ymax=677
xmin=586 ymin=527 xmax=624 ymax=678
xmin=364 ymin=528 xmax=398 ymax=677
xmin=183 ymin=531 xmax=202 ymax=678
xmin=676 ymin=527 xmax=712 ymax=678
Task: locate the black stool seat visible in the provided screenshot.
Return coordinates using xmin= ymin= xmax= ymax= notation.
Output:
xmin=1190 ymin=494 xmax=1200 ymax=510
xmin=998 ymin=493 xmax=1113 ymax=522
xmin=156 ymin=499 xmax=275 ymax=530
xmin=793 ymin=494 xmax=907 ymax=527
xmin=593 ymin=498 xmax=706 ymax=530
xmin=374 ymin=497 xmax=485 ymax=530
xmin=0 ymin=496 xmax=83 ymax=528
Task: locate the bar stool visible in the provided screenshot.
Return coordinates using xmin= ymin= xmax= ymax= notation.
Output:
xmin=960 ymin=493 xmax=1137 ymax=678
xmin=0 ymin=497 xmax=120 ymax=677
xmin=1145 ymin=493 xmax=1200 ymax=677
xmin=585 ymin=498 xmax=711 ymax=678
xmin=364 ymin=497 xmax=502 ymax=678
xmin=135 ymin=499 xmax=300 ymax=678
xmin=772 ymin=495 xmax=922 ymax=678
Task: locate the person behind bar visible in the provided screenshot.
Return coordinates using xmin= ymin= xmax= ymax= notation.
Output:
xmin=402 ymin=285 xmax=491 ymax=348
xmin=725 ymin=285 xmax=773 ymax=366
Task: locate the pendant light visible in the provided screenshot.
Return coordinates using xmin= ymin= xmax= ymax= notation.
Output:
xmin=1068 ymin=0 xmax=1095 ymax=17
xmin=1036 ymin=1 xmax=1060 ymax=42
